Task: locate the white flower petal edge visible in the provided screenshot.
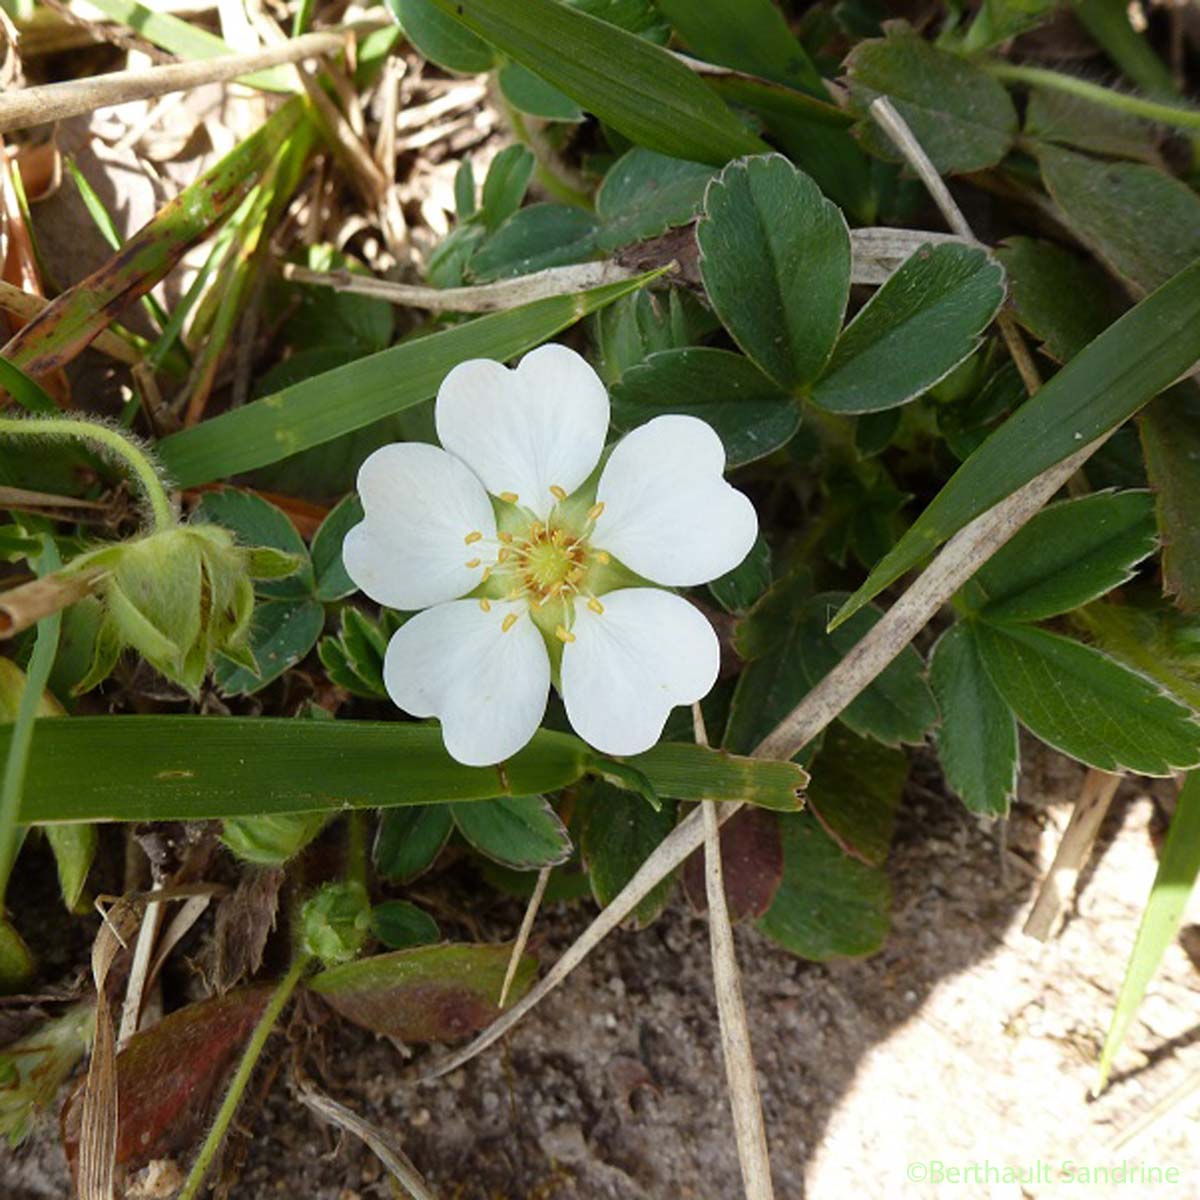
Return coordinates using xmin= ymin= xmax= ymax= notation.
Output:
xmin=383 ymin=600 xmax=550 ymax=766
xmin=561 ymin=588 xmax=720 ymax=756
xmin=594 ymin=414 xmax=758 ymax=587
xmin=343 ymin=442 xmax=497 ymax=611
xmin=435 ymin=343 xmax=609 ymax=520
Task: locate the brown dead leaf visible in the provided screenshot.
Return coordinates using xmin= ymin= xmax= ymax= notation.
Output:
xmin=201 ymin=867 xmax=284 ymax=995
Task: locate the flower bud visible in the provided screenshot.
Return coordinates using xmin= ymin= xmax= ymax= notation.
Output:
xmin=300 ymin=881 xmax=371 ymax=967
xmin=69 ymin=523 xmax=301 ymax=696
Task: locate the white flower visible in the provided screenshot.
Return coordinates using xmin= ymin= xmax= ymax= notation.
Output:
xmin=343 ymin=344 xmax=758 ymax=766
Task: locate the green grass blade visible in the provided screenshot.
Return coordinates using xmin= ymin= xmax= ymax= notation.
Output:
xmin=1096 ymin=770 xmax=1200 ymax=1091
xmin=156 ymin=273 xmax=656 ymax=487
xmin=2 ymin=101 xmax=305 ymax=378
xmin=426 ymin=0 xmax=767 ymax=165
xmin=6 ymin=716 xmax=807 ymax=822
xmin=833 ymin=254 xmax=1200 ymax=628
xmin=0 ymin=536 xmax=62 ymax=900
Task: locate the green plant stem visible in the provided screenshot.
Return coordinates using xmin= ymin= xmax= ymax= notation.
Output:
xmin=987 ymin=61 xmax=1200 ymax=134
xmin=499 ymin=93 xmax=592 ymax=209
xmin=0 ymin=416 xmax=175 ymax=531
xmin=0 ymin=535 xmax=62 ymax=905
xmin=178 ymin=954 xmax=311 ymax=1200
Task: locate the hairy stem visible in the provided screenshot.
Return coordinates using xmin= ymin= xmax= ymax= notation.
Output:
xmin=987 ymin=61 xmax=1200 ymax=134
xmin=178 ymin=954 xmax=311 ymax=1200
xmin=0 ymin=415 xmax=175 ymax=530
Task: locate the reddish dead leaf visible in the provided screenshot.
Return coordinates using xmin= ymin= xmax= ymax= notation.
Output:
xmin=308 ymin=943 xmax=537 ymax=1043
xmin=62 ymin=986 xmax=272 ymax=1183
xmin=681 ymin=807 xmax=784 ymax=921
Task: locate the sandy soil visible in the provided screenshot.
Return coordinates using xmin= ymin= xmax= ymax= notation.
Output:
xmin=10 ymin=743 xmax=1196 ymax=1200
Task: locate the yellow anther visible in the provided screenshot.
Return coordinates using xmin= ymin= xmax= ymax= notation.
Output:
xmin=549 ymin=484 xmax=567 ymax=502
xmin=568 ymin=567 xmax=584 ymax=583
xmin=479 ymin=598 xmax=492 ymax=613
xmin=481 ymin=567 xmax=492 ymax=583
xmin=594 ymin=550 xmax=611 ymax=565
xmin=587 ymin=502 xmax=605 ymax=521
xmin=497 ymin=548 xmax=511 ymax=563
xmin=587 ymin=597 xmax=604 ymax=615
xmin=498 ymin=531 xmax=514 ymax=544
xmin=531 ymin=521 xmax=545 ymax=538
xmin=551 ymin=529 xmax=565 ymax=545
xmin=465 ymin=558 xmax=482 ymax=569
xmin=465 ymin=530 xmax=483 ymax=545
xmin=555 ymin=625 xmax=576 ymax=644
xmin=501 ymin=613 xmax=519 ymax=633
xmin=499 ymin=491 xmax=519 ymax=504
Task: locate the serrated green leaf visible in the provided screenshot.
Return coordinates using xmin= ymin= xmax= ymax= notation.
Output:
xmin=698 ymin=155 xmax=850 ymax=390
xmin=804 ymin=726 xmax=907 ymax=865
xmin=214 ymin=598 xmax=324 ymax=695
xmin=427 ymin=0 xmax=766 ymax=165
xmin=929 ymin=623 xmax=1018 ymax=817
xmin=374 ymin=804 xmax=454 ymax=882
xmin=973 ymin=621 xmax=1200 ymax=774
xmin=846 ymin=26 xmax=1018 ymax=174
xmin=1024 ymin=86 xmax=1160 ymax=165
xmin=310 ymin=494 xmax=364 ymax=603
xmin=756 ymin=811 xmax=890 ymax=960
xmin=480 ymin=144 xmax=535 ymax=230
xmin=708 ymin=534 xmax=772 ymax=615
xmin=610 ymin=348 xmax=800 ymax=467
xmin=370 ymin=900 xmax=441 ymax=949
xmin=967 ymin=491 xmax=1158 ymax=623
xmin=811 ymin=244 xmax=1006 ymax=415
xmin=157 ymin=275 xmax=652 ymax=488
xmin=997 ymin=236 xmax=1122 ymax=363
xmin=595 ymin=148 xmax=716 ymax=251
xmin=470 ymin=204 xmax=599 ymax=281
xmin=580 ymin=781 xmax=676 ymax=926
xmin=451 ymin=795 xmax=571 ymax=869
xmin=835 ymin=254 xmax=1200 ymax=628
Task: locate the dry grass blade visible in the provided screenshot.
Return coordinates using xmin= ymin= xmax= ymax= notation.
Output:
xmin=79 ymin=894 xmax=147 ymax=1200
xmin=0 ymin=568 xmax=104 ymax=637
xmin=423 ymin=439 xmax=1101 ymax=1081
xmin=1023 ymin=768 xmax=1123 ymax=941
xmin=696 ymin=704 xmax=775 ymax=1200
xmin=280 ymin=260 xmax=645 ymax=313
xmin=499 ymin=865 xmax=550 ymax=1009
xmin=0 ymin=282 xmax=142 ymax=364
xmin=297 ymin=1084 xmax=439 ymax=1200
xmin=0 ymin=31 xmax=347 ymax=135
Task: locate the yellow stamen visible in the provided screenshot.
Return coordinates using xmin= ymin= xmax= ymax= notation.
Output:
xmin=587 ymin=502 xmax=605 ymax=522
xmin=497 ymin=548 xmax=511 ymax=563
xmin=549 ymin=484 xmax=567 ymax=502
xmin=568 ymin=567 xmax=584 ymax=583
xmin=465 ymin=530 xmax=483 ymax=545
xmin=498 ymin=531 xmax=514 ymax=544
xmin=587 ymin=597 xmax=604 ymax=615
xmin=594 ymin=550 xmax=611 ymax=565
xmin=551 ymin=529 xmax=565 ymax=545
xmin=531 ymin=521 xmax=545 ymax=539
xmin=479 ymin=598 xmax=492 ymax=613
xmin=465 ymin=558 xmax=481 ymax=569
xmin=501 ymin=613 xmax=519 ymax=633
xmin=555 ymin=625 xmax=575 ymax=644
xmin=481 ymin=567 xmax=492 ymax=582
xmin=499 ymin=491 xmax=519 ymax=504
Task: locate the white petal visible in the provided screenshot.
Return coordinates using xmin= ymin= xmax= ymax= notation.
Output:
xmin=561 ymin=588 xmax=719 ymax=756
xmin=435 ymin=343 xmax=609 ymax=520
xmin=383 ymin=600 xmax=550 ymax=766
xmin=594 ymin=415 xmax=758 ymax=586
xmin=343 ymin=442 xmax=496 ymax=611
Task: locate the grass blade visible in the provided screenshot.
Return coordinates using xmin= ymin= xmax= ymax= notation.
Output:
xmin=426 ymin=0 xmax=767 ymax=166
xmin=1 ymin=100 xmax=305 ymax=377
xmin=156 ymin=273 xmax=656 ymax=487
xmin=1096 ymin=770 xmax=1200 ymax=1091
xmin=7 ymin=717 xmax=807 ymax=823
xmin=833 ymin=254 xmax=1200 ymax=628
